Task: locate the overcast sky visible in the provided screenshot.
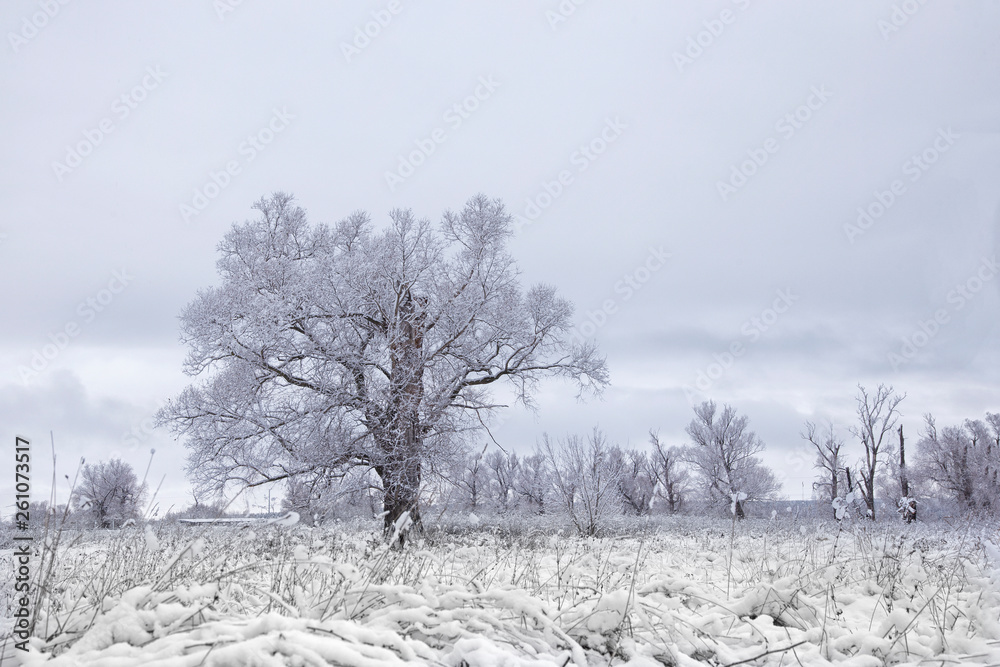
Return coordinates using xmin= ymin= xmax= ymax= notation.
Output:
xmin=3 ymin=1 xmax=999 ymax=517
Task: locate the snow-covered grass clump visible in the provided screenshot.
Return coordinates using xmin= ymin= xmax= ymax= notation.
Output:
xmin=10 ymin=516 xmax=1000 ymax=666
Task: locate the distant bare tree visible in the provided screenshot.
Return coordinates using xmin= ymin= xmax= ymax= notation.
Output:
xmin=802 ymin=421 xmax=845 ymax=518
xmin=452 ymin=446 xmax=489 ymax=511
xmin=612 ymin=448 xmax=656 ymax=516
xmin=683 ymin=401 xmax=780 ymax=519
xmin=485 ymin=449 xmax=519 ymax=512
xmin=985 ymin=413 xmax=1000 ymax=502
xmin=849 ymin=384 xmax=905 ymax=520
xmin=73 ymin=459 xmax=148 ymax=528
xmin=648 ymin=430 xmax=689 ymax=513
xmin=544 ymin=429 xmax=624 ymax=536
xmin=283 ymin=468 xmax=380 ymax=524
xmin=513 ymin=451 xmax=550 ymax=513
xmin=897 ymin=426 xmax=916 ymax=522
xmin=917 ymin=413 xmax=1000 ymax=511
xmin=283 ymin=475 xmax=324 ymax=524
xmin=964 ymin=417 xmax=1000 ymax=509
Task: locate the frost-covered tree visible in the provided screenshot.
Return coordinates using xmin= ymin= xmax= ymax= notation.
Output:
xmin=876 ymin=429 xmax=919 ymax=523
xmin=849 ymin=384 xmax=904 ymax=521
xmin=964 ymin=416 xmax=1000 ymax=510
xmin=802 ymin=421 xmax=846 ymax=517
xmin=72 ymin=459 xmax=148 ymax=528
xmin=158 ymin=193 xmax=607 ymax=540
xmin=682 ymin=401 xmax=779 ymax=518
xmin=485 ymin=449 xmax=520 ymax=512
xmin=176 ymin=492 xmax=228 ymax=521
xmin=612 ymin=447 xmax=657 ymax=516
xmin=983 ymin=413 xmax=1000 ymax=505
xmin=648 ymin=430 xmax=689 ymax=513
xmin=986 ymin=413 xmax=1000 ymax=493
xmin=452 ymin=446 xmax=489 ymax=511
xmin=895 ymin=425 xmax=916 ymax=522
xmin=513 ymin=451 xmax=550 ymax=513
xmin=282 ymin=467 xmax=378 ymax=524
xmin=544 ymin=429 xmax=624 ymax=535
xmin=916 ymin=413 xmax=1000 ymax=512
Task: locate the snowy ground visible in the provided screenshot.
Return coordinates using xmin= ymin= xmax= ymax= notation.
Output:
xmin=7 ymin=515 xmax=1000 ymax=666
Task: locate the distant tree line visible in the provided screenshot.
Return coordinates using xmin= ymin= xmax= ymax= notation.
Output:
xmin=806 ymin=384 xmax=1000 ymax=522
xmin=280 ymin=385 xmax=999 ymax=534
xmin=280 ymin=399 xmax=782 ymax=534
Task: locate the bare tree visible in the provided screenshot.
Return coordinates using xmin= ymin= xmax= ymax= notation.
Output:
xmin=985 ymin=412 xmax=1000 ymax=503
xmin=176 ymin=492 xmax=228 ymax=521
xmin=683 ymin=401 xmax=780 ymax=519
xmin=875 ymin=436 xmax=907 ymax=521
xmin=484 ymin=449 xmax=519 ymax=512
xmin=613 ymin=448 xmax=656 ymax=516
xmin=849 ymin=384 xmax=905 ymax=520
xmin=513 ymin=451 xmax=550 ymax=513
xmin=72 ymin=459 xmax=148 ymax=528
xmin=802 ymin=421 xmax=845 ymax=518
xmin=283 ymin=467 xmax=379 ymax=524
xmin=897 ymin=425 xmax=916 ymax=522
xmin=452 ymin=446 xmax=489 ymax=511
xmin=964 ymin=417 xmax=1000 ymax=509
xmin=544 ymin=429 xmax=623 ymax=536
xmin=283 ymin=474 xmax=324 ymax=524
xmin=158 ymin=193 xmax=607 ymax=542
xmin=917 ymin=413 xmax=999 ymax=511
xmin=648 ymin=430 xmax=689 ymax=513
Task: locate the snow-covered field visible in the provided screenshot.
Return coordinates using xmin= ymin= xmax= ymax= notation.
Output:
xmin=8 ymin=516 xmax=1000 ymax=666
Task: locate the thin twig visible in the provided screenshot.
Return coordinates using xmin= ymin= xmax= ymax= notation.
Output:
xmin=723 ymin=640 xmax=808 ymax=667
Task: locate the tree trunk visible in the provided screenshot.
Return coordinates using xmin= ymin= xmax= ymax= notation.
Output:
xmin=899 ymin=425 xmax=915 ymax=523
xmin=379 ymin=457 xmax=422 ymax=542
xmin=857 ymin=467 xmax=876 ymax=520
xmin=830 ymin=463 xmax=840 ymax=520
xmin=830 ymin=467 xmax=838 ymax=505
xmin=960 ymin=445 xmax=974 ymax=508
xmin=381 ymin=285 xmax=427 ymax=545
